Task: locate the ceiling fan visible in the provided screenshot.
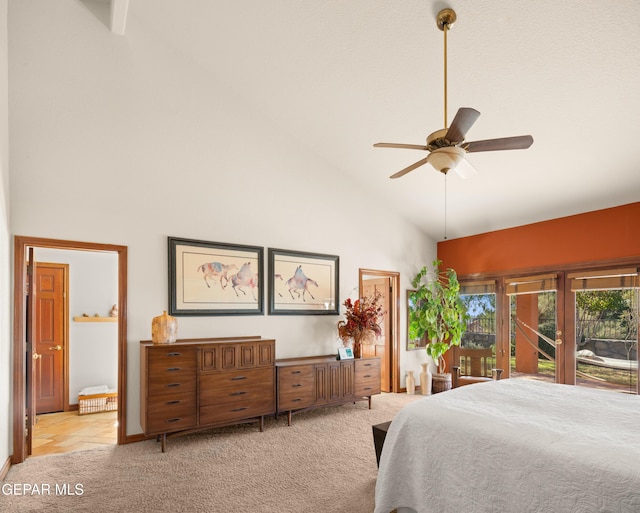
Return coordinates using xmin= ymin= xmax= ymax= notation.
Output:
xmin=374 ymin=8 xmax=533 ymax=180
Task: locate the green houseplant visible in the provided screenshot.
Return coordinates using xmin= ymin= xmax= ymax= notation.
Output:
xmin=409 ymin=259 xmax=467 ymax=392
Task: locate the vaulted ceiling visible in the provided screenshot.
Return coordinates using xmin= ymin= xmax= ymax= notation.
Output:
xmin=115 ymin=0 xmax=640 ymax=240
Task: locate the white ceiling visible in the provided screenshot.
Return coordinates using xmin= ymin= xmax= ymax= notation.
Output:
xmin=125 ymin=0 xmax=640 ymax=241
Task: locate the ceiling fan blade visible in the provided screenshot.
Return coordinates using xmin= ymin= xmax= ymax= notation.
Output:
xmin=389 ymin=156 xmax=431 ymax=179
xmin=464 ymin=135 xmax=534 ymax=153
xmin=374 ymin=143 xmax=429 ymax=151
xmin=445 ymin=107 xmax=481 ymax=143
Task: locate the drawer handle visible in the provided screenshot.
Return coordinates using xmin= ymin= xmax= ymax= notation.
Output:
xmin=231 ymin=391 xmax=247 ymax=396
xmin=166 ymin=352 xmax=182 ymax=357
xmin=363 ymin=363 xmax=372 ymax=367
xmin=166 ymin=418 xmax=182 ymax=423
xmin=364 ymin=374 xmax=371 ymax=378
xmin=231 ymin=407 xmax=248 ymax=412
xmin=364 ymin=387 xmax=372 ymax=391
xmin=166 ymin=383 xmax=181 ymax=388
xmin=166 ymin=400 xmax=181 ymax=405
xmin=166 ymin=367 xmax=182 ymax=372
xmin=292 ymin=384 xmax=302 ymax=388
xmin=291 ymin=398 xmax=302 ymax=403
xmin=291 ymin=370 xmax=302 ymax=374
xmin=231 ymin=376 xmax=247 ymax=381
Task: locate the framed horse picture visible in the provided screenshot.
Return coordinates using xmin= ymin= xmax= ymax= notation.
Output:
xmin=168 ymin=237 xmax=264 ymax=316
xmin=267 ymin=248 xmax=339 ymax=315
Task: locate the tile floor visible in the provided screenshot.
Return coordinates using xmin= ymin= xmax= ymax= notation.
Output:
xmin=32 ymin=410 xmax=118 ymax=456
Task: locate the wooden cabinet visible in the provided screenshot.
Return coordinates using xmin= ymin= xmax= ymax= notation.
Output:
xmin=276 ymin=355 xmax=380 ymax=425
xmin=140 ymin=337 xmax=275 ymax=452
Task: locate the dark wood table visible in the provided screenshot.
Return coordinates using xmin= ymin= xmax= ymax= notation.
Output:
xmin=372 ymin=420 xmax=392 ymax=467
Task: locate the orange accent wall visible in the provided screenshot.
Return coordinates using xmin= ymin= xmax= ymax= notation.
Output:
xmin=438 ymin=202 xmax=640 ymax=276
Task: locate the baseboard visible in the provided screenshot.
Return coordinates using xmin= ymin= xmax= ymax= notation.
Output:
xmin=124 ymin=432 xmax=149 ymax=444
xmin=0 ymin=455 xmax=12 ymax=480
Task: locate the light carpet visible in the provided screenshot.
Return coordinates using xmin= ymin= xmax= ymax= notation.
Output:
xmin=2 ymin=392 xmax=423 ymax=513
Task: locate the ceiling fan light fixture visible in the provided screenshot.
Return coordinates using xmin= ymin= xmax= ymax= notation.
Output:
xmin=427 ymin=147 xmax=466 ymax=174
xmin=453 ymin=157 xmax=477 ymax=180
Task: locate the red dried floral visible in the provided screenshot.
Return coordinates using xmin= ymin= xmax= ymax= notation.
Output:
xmin=337 ymin=292 xmax=384 ymax=345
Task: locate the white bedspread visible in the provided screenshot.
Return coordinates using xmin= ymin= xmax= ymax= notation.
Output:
xmin=375 ymin=379 xmax=640 ymax=513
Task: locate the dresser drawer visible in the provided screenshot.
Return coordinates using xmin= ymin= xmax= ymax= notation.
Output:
xmin=355 ymin=358 xmax=380 ymax=378
xmin=200 ymin=395 xmax=275 ymax=425
xmin=199 ymin=366 xmax=274 ymax=389
xmin=277 ymin=388 xmax=314 ymax=411
xmin=148 ymin=347 xmax=197 ymax=367
xmin=200 ymin=380 xmax=274 ymax=407
xmin=146 ymin=391 xmax=197 ymax=434
xmin=355 ymin=358 xmax=381 ymax=396
xmin=147 ymin=373 xmax=196 ymax=397
xmin=277 ymin=365 xmax=314 ymax=410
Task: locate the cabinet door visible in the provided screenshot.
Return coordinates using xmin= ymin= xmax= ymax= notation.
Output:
xmin=239 ymin=343 xmax=256 ymax=369
xmin=327 ymin=361 xmax=342 ymax=403
xmin=314 ymin=364 xmax=328 ymax=404
xmin=257 ymin=340 xmax=275 ymax=367
xmin=341 ymin=360 xmax=355 ymax=399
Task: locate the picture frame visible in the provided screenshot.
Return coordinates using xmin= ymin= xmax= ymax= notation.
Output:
xmin=267 ymin=248 xmax=339 ymax=315
xmin=168 ymin=237 xmax=263 ymax=316
xmin=338 ymin=347 xmax=354 ymax=360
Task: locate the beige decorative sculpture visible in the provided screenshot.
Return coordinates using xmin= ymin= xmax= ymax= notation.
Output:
xmin=152 ymin=310 xmax=178 ymax=344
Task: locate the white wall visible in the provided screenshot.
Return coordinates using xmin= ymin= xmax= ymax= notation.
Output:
xmin=0 ymin=0 xmax=10 ymax=470
xmin=34 ymin=248 xmax=119 ymax=403
xmin=7 ymin=1 xmax=436 ymax=437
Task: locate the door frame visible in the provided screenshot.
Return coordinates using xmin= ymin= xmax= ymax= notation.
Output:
xmin=35 ymin=262 xmax=70 ymax=414
xmin=359 ymin=269 xmax=400 ymax=393
xmin=13 ymin=236 xmax=128 ymax=464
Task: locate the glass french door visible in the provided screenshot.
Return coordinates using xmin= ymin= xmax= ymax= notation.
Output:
xmin=506 ymin=274 xmax=559 ymax=383
xmin=458 ymin=282 xmax=498 ymax=379
xmin=570 ymin=269 xmax=638 ymax=394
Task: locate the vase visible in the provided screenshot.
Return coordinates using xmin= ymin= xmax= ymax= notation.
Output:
xmin=351 ymin=338 xmax=363 ymax=358
xmin=431 ymin=372 xmax=452 ymax=394
xmin=419 ymin=363 xmax=432 ymax=396
xmin=406 ymin=370 xmax=416 ymax=395
xmin=151 ymin=310 xmax=178 ymax=344
xmin=351 ymin=332 xmax=370 ymax=359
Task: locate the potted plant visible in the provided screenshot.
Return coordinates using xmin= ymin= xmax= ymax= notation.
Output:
xmin=337 ymin=292 xmax=384 ymax=358
xmin=409 ymin=259 xmax=467 ymax=392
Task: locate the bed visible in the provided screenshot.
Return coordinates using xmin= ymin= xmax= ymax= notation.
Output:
xmin=375 ymin=379 xmax=640 ymax=513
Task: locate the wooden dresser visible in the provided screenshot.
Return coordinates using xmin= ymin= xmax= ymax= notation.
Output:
xmin=276 ymin=355 xmax=381 ymax=425
xmin=140 ymin=336 xmax=275 ymax=451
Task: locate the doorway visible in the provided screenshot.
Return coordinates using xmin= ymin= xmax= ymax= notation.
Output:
xmin=359 ymin=269 xmax=400 ymax=393
xmin=12 ymin=236 xmax=127 ymax=464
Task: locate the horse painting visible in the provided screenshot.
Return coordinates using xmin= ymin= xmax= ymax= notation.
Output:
xmin=286 ymin=265 xmax=318 ymax=301
xmin=230 ymin=262 xmax=259 ymax=301
xmin=196 ymin=262 xmax=238 ymax=289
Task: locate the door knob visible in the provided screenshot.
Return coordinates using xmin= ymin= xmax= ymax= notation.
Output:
xmin=32 ymin=352 xmax=41 ymax=360
xmin=49 ymin=345 xmax=62 ymax=351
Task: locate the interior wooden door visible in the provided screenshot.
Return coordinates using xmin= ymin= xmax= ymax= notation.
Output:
xmin=25 ymin=248 xmax=36 ymax=455
xmin=35 ymin=263 xmax=67 ymax=413
xmin=362 ymin=277 xmax=391 ymax=392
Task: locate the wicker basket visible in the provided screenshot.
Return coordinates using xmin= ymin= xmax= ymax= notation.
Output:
xmin=78 ymin=392 xmax=118 ymax=415
xmin=431 ymin=373 xmax=452 ymax=394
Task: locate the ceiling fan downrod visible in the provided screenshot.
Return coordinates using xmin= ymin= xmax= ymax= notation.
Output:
xmin=437 ymin=8 xmax=457 ymax=130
